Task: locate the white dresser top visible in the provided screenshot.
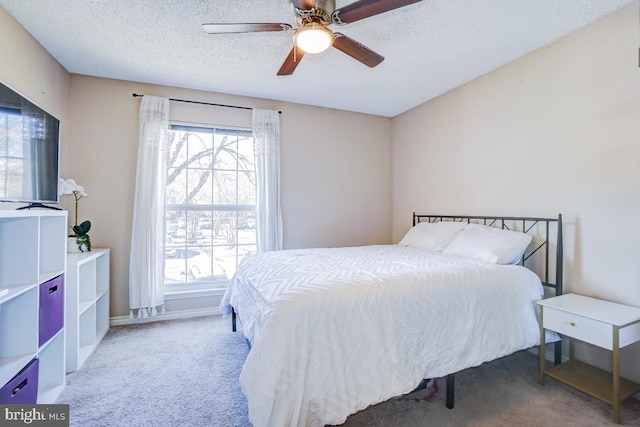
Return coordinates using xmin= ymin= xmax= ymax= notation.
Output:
xmin=537 ymin=293 xmax=640 ymax=326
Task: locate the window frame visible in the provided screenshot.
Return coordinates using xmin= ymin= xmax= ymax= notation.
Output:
xmin=163 ymin=121 xmax=256 ymax=293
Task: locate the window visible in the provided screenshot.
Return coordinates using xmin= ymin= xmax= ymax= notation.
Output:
xmin=163 ymin=124 xmax=256 ymax=291
xmin=0 ymin=107 xmax=26 ymax=199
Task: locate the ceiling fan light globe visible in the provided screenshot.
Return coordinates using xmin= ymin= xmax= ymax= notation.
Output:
xmin=294 ymin=23 xmax=334 ymax=54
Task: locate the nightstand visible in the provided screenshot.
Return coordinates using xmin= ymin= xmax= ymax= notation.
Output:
xmin=537 ymin=293 xmax=640 ymax=423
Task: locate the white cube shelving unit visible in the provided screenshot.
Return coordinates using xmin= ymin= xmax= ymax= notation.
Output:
xmin=65 ymin=248 xmax=110 ymax=373
xmin=0 ymin=210 xmax=67 ymax=404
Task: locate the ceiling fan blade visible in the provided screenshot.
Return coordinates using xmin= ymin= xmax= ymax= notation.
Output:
xmin=290 ymin=0 xmax=315 ymax=10
xmin=202 ymin=23 xmax=292 ymax=34
xmin=332 ymin=0 xmax=422 ymax=25
xmin=277 ymin=46 xmax=306 ymax=76
xmin=332 ymin=33 xmax=384 ymax=68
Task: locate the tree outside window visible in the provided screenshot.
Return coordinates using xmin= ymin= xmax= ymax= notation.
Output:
xmin=163 ymin=124 xmax=256 ymax=290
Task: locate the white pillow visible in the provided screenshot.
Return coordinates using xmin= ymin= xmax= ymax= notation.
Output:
xmin=398 ymin=221 xmax=467 ymax=251
xmin=442 ymin=223 xmax=532 ymax=264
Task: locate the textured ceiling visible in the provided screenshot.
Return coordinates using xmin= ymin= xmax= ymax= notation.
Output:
xmin=0 ymin=0 xmax=634 ymax=117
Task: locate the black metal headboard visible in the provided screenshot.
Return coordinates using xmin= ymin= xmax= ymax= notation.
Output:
xmin=413 ymin=213 xmax=563 ymax=296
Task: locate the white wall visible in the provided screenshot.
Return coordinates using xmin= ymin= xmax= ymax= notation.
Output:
xmin=392 ymin=2 xmax=640 ymax=381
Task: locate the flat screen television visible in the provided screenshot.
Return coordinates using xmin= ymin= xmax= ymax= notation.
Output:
xmin=0 ymin=81 xmax=60 ymax=207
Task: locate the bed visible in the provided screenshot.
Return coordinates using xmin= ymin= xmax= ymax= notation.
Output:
xmin=220 ymin=213 xmax=563 ymax=427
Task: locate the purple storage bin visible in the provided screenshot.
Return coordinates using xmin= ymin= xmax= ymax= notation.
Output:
xmin=0 ymin=358 xmax=39 ymax=404
xmin=39 ymin=274 xmax=64 ymax=347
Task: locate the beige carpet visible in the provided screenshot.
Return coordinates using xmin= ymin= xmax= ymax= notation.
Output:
xmin=340 ymin=346 xmax=640 ymax=426
xmin=58 ymin=315 xmax=640 ymax=426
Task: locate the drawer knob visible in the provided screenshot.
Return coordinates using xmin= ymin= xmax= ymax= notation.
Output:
xmin=570 ymin=322 xmax=576 ymax=326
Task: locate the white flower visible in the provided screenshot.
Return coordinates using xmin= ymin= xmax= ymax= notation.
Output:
xmin=58 ymin=177 xmax=88 ymax=228
xmin=58 ymin=178 xmax=88 ymax=198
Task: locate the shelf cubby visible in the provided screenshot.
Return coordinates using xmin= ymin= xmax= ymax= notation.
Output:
xmin=66 ymin=249 xmax=110 ymax=373
xmin=96 ymin=293 xmax=110 ymax=343
xmin=37 ymin=330 xmax=65 ymax=403
xmin=0 ymin=286 xmax=38 ymax=388
xmin=39 ymin=215 xmax=66 ymax=280
xmin=0 ymin=215 xmax=39 ymax=287
xmin=0 ymin=210 xmax=67 ymax=404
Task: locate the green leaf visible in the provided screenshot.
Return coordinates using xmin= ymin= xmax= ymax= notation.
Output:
xmin=73 ymin=220 xmax=92 ymax=235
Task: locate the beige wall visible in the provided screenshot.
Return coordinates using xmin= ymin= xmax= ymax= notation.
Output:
xmin=3 ymin=0 xmax=639 ymax=380
xmin=0 ymin=8 xmax=69 ymax=119
xmin=392 ymin=2 xmax=640 ymax=381
xmin=0 ymin=5 xmax=393 ymax=319
xmin=65 ymin=75 xmax=392 ymax=318
xmin=0 ymin=6 xmax=70 ymax=191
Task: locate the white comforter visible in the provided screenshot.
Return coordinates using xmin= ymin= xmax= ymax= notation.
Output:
xmin=220 ymin=245 xmax=548 ymax=427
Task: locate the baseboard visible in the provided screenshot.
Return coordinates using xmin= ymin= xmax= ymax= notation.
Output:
xmin=110 ymin=307 xmax=222 ymax=326
xmin=527 ymin=343 xmax=569 ymax=364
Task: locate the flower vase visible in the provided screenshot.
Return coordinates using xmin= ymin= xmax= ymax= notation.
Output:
xmin=67 ymin=235 xmax=91 ymax=253
xmin=67 ymin=237 xmax=80 ymax=253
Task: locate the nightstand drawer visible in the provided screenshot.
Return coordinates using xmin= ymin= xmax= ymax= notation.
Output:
xmin=543 ymin=308 xmax=612 ymax=350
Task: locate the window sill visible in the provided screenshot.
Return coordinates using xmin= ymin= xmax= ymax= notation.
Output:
xmin=164 ymin=287 xmax=226 ymax=300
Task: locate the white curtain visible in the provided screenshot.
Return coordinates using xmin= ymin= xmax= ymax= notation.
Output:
xmin=129 ymin=96 xmax=169 ymax=318
xmin=253 ymin=109 xmax=283 ymax=252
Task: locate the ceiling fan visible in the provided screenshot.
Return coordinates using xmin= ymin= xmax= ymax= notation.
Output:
xmin=202 ymin=0 xmax=423 ymax=76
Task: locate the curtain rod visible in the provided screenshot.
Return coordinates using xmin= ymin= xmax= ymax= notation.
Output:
xmin=132 ymin=93 xmax=282 ymax=114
